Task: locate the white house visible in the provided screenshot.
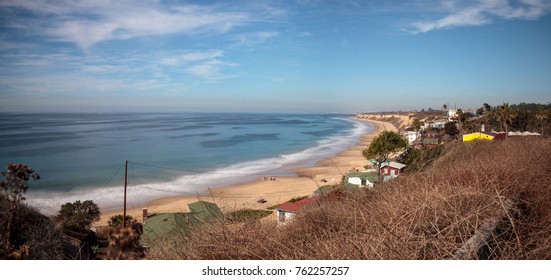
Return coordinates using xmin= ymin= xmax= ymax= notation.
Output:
xmin=431 ymin=120 xmax=446 ymax=129
xmin=448 ymin=109 xmax=457 ymax=120
xmin=346 ymin=171 xmax=379 ymax=188
xmin=403 ymin=131 xmax=420 ymax=145
xmin=276 ymin=197 xmax=314 ymax=226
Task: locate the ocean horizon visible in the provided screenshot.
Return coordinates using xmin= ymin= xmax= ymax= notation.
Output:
xmin=0 ymin=112 xmax=372 ymax=214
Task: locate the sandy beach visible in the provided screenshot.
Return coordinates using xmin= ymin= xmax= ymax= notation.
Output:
xmin=96 ymin=118 xmax=398 ymax=226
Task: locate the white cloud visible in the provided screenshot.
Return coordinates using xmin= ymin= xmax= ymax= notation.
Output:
xmin=230 ymin=31 xmax=278 ymax=47
xmin=159 ymin=50 xmax=224 ymax=66
xmin=412 ymin=0 xmax=551 ymax=33
xmin=158 ymin=50 xmax=238 ymax=80
xmin=1 ymin=0 xmax=252 ymax=49
xmin=184 ymin=59 xmax=239 ymax=81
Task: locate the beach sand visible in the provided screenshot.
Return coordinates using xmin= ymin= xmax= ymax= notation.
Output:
xmin=96 ymin=118 xmax=399 ymax=226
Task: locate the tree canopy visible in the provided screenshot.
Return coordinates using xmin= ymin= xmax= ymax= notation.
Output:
xmin=56 ymin=200 xmax=101 ymax=232
xmin=362 ymin=130 xmax=407 ymax=172
xmin=495 ymin=102 xmax=517 ymax=136
xmin=108 ymin=214 xmax=135 ymax=228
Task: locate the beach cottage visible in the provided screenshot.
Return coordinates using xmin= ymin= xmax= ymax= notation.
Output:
xmin=276 ymin=197 xmax=314 ymax=226
xmin=380 ymin=161 xmax=407 ymax=179
xmin=142 ymin=201 xmax=223 ymax=242
xmin=345 ymin=171 xmax=379 ymax=188
xmin=188 ymin=201 xmax=224 ymax=221
xmin=463 ymin=132 xmax=495 ymax=142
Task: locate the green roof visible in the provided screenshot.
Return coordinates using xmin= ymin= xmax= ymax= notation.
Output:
xmin=142 ymin=212 xmax=193 ymax=242
xmin=314 ymin=185 xmax=336 ymax=195
xmin=423 ymin=138 xmax=439 ymax=145
xmin=142 ymin=201 xmax=224 ymax=243
xmin=188 ymin=200 xmax=224 ymax=221
xmin=346 ymin=172 xmax=380 ymax=182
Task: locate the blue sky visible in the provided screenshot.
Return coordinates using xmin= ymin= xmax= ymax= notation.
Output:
xmin=1 ymin=0 xmax=550 ymax=113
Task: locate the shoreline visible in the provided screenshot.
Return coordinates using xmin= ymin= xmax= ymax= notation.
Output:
xmin=95 ymin=118 xmax=399 ymax=226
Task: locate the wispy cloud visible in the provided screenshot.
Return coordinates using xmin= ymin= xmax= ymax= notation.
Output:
xmin=184 ymin=58 xmax=239 ymax=81
xmin=158 ymin=49 xmax=238 ymax=80
xmin=1 ymin=0 xmax=252 ymax=49
xmin=411 ymin=0 xmax=551 ymax=33
xmin=230 ymin=31 xmax=278 ymax=47
xmin=159 ymin=50 xmax=224 ymax=66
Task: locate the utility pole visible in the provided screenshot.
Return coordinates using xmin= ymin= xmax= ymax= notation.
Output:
xmin=123 ymin=160 xmax=128 ymax=227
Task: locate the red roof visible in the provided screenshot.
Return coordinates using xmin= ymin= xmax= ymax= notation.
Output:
xmin=276 ymin=197 xmax=314 ymax=213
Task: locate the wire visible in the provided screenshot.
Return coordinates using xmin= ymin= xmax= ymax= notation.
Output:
xmin=129 ymin=161 xmax=202 ymax=173
xmin=104 ymin=163 xmax=124 ymax=186
xmin=128 ymin=161 xmax=301 ymax=176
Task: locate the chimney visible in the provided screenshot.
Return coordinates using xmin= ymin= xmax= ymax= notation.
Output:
xmin=142 ymin=208 xmax=148 ymax=221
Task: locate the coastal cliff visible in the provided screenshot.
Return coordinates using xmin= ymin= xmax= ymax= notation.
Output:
xmin=356 ymin=112 xmax=413 ymax=131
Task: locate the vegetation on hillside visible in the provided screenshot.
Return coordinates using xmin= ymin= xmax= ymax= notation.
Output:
xmin=2 ymin=102 xmax=550 ymax=260
xmin=146 ymin=137 xmax=551 ymax=260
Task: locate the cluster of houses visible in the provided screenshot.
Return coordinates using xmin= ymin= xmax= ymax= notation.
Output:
xmin=276 ymin=108 xmax=544 ymax=226
xmin=276 ymin=156 xmax=408 ymax=226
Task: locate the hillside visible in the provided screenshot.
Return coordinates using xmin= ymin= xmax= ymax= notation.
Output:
xmin=356 ymin=112 xmax=414 ymax=131
xmin=146 ymin=137 xmax=551 ymax=260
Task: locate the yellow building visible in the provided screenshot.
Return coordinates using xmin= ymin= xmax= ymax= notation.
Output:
xmin=463 ymin=132 xmax=494 ymax=142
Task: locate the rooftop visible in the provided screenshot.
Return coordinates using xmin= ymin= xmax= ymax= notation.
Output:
xmin=277 ymin=197 xmax=315 ymax=213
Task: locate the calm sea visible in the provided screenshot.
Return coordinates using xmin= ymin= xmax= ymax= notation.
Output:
xmin=0 ymin=113 xmax=372 ymax=214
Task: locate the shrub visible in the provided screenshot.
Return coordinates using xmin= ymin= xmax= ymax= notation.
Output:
xmin=56 ymin=200 xmax=101 ymax=232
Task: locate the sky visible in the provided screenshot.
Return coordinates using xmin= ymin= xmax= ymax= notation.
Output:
xmin=1 ymin=0 xmax=550 ymax=113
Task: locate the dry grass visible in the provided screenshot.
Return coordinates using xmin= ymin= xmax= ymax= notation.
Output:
xmin=146 ymin=137 xmax=551 ymax=260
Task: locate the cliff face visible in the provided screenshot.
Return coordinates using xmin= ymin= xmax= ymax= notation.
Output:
xmin=356 ymin=113 xmax=413 ymax=131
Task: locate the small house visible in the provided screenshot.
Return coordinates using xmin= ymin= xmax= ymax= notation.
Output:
xmin=276 ymin=197 xmax=314 ymax=225
xmin=421 ymin=131 xmax=441 ymax=148
xmin=380 ymin=161 xmax=407 ymax=179
xmin=188 ymin=200 xmax=224 ymax=221
xmin=345 ymin=171 xmax=379 ymax=188
xmin=142 ymin=201 xmax=223 ymax=242
xmin=403 ymin=131 xmax=420 ymax=145
xmin=463 ymin=132 xmax=494 ymax=142
xmin=142 ymin=212 xmax=193 ymax=242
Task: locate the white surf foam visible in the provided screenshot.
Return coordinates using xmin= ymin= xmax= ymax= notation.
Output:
xmin=27 ymin=118 xmax=372 ymax=215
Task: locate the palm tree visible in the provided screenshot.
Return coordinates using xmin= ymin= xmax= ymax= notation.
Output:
xmin=535 ymin=107 xmax=549 ymax=136
xmin=443 ymin=104 xmax=448 ymax=119
xmin=495 ymin=102 xmax=517 ymax=137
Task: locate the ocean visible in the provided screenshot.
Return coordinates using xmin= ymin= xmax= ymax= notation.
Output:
xmin=0 ymin=113 xmax=372 ymax=214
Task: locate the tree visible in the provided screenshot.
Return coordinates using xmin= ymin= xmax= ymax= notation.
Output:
xmin=483 ymin=103 xmax=492 ymax=114
xmin=495 ymin=102 xmax=517 ymax=137
xmin=1 ymin=163 xmax=40 ymax=254
xmin=362 ymin=131 xmax=408 ymax=180
xmin=444 ymin=122 xmax=459 ymax=136
xmin=411 ymin=118 xmax=422 ymax=132
xmin=535 ymin=107 xmax=549 ymax=136
xmin=108 ymin=214 xmax=135 ymax=228
xmin=56 ymin=200 xmax=101 ymax=232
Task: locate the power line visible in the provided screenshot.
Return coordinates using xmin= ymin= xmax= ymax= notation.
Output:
xmin=128 ymin=161 xmax=304 ymax=176
xmin=129 ymin=161 xmax=202 ymax=173
xmin=104 ymin=163 xmax=124 ymax=186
